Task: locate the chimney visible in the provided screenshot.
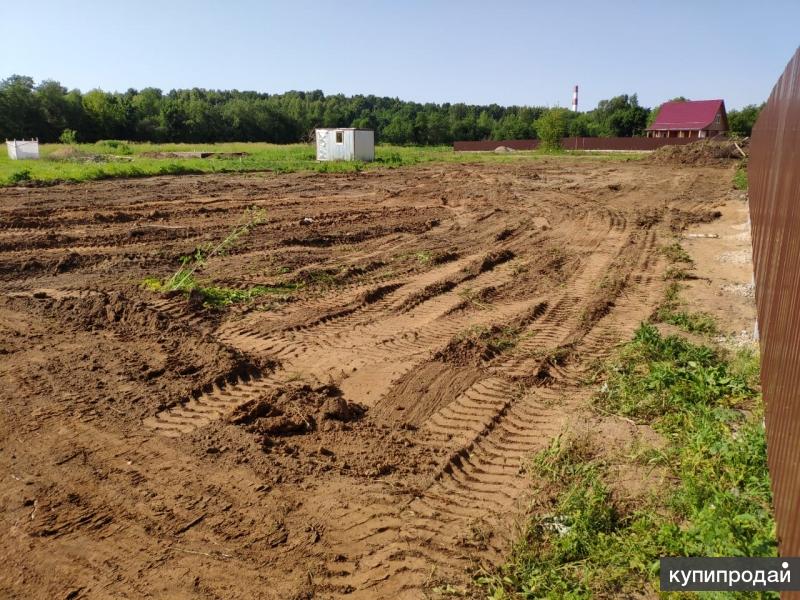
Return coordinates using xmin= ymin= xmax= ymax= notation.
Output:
xmin=572 ymin=85 xmax=579 ymax=112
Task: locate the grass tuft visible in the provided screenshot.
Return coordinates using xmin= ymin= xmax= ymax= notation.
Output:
xmin=660 ymin=242 xmax=694 ymax=265
xmin=734 ymin=164 xmax=748 ymax=191
xmin=480 ymin=324 xmax=775 ymax=598
xmin=143 ymin=273 xmax=300 ymax=308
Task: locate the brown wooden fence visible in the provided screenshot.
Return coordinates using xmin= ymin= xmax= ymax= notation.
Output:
xmin=749 ymin=46 xmax=800 ymax=568
xmin=453 ymin=137 xmax=702 ymax=152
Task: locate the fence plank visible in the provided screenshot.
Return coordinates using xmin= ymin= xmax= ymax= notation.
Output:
xmin=749 ymin=46 xmax=800 ymax=569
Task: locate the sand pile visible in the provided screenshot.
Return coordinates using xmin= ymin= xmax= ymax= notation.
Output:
xmin=647 ymin=139 xmax=746 ymax=166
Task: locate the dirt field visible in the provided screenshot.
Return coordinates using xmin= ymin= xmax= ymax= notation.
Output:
xmin=0 ymin=159 xmax=738 ymax=599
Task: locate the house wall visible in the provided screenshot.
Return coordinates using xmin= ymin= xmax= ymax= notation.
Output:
xmin=353 ymin=130 xmax=375 ymax=161
xmin=706 ymin=107 xmax=729 ymax=133
xmin=316 ymin=129 xmax=355 ymax=161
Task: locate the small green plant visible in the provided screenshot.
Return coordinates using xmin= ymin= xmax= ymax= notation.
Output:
xmin=95 ymin=139 xmax=133 ymax=155
xmin=143 ymin=274 xmax=300 ymax=308
xmin=59 ymin=129 xmax=78 ymax=144
xmin=414 ymin=250 xmax=433 ymax=263
xmin=143 ymin=207 xmax=275 ymax=308
xmin=660 ymin=242 xmax=694 ymax=265
xmin=8 ymin=168 xmax=32 ymax=184
xmin=164 ymin=207 xmax=267 ymax=292
xmin=734 ymin=164 xmax=748 ymax=190
xmin=659 ymin=309 xmax=718 ymax=334
xmin=653 ymin=280 xmax=718 ymax=334
xmin=663 ymin=265 xmax=693 ymax=280
xmin=194 ymin=282 xmax=300 ymax=308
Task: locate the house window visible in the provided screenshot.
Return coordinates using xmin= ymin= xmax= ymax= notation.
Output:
xmin=714 ymin=113 xmax=721 ymax=125
xmin=335 ymin=131 xmax=343 ymax=144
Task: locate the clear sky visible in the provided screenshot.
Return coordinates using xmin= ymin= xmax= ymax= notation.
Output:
xmin=2 ymin=0 xmax=797 ymax=110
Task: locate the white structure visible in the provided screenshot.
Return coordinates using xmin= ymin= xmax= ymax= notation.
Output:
xmin=315 ymin=128 xmax=374 ymax=161
xmin=572 ymin=85 xmax=579 ymax=112
xmin=6 ymin=139 xmax=40 ymax=160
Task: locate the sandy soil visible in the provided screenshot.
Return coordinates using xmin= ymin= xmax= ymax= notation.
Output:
xmin=0 ymin=159 xmax=739 ymax=599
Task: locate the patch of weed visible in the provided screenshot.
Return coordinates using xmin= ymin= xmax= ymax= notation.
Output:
xmin=7 ymin=168 xmax=31 ymax=184
xmin=663 ymin=266 xmax=694 ymax=280
xmin=660 ymin=242 xmax=694 ymax=265
xmin=142 ymin=273 xmax=300 ymax=308
xmin=653 ymin=280 xmax=718 ymax=335
xmin=734 ymin=164 xmax=748 ymax=191
xmin=480 ymin=324 xmax=776 ymax=598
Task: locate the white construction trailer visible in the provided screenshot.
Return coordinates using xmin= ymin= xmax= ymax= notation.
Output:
xmin=6 ymin=139 xmax=40 ymax=160
xmin=315 ymin=128 xmax=374 ymax=161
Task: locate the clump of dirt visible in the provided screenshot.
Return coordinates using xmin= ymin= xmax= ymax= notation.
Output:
xmin=431 ymin=250 xmax=460 ymax=265
xmin=577 ymin=270 xmax=630 ymax=335
xmin=44 ymin=290 xmax=175 ymax=332
xmin=460 ymin=249 xmax=515 ymax=279
xmin=646 ymin=140 xmax=744 ymax=166
xmin=358 ymin=282 xmax=403 ymax=304
xmin=435 ymin=324 xmax=520 ymax=367
xmin=634 ymin=208 xmax=663 ymax=228
xmin=436 ymin=300 xmax=548 ymax=366
xmin=495 ymin=227 xmax=515 ymax=241
xmin=292 ymin=261 xmax=391 ymax=288
xmin=669 ymin=208 xmax=722 ymax=232
xmin=398 ymin=280 xmax=458 ymax=312
xmin=228 ymin=384 xmax=365 ymax=439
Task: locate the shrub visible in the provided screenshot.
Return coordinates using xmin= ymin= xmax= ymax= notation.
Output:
xmin=59 ymin=129 xmax=78 ymax=144
xmin=8 ymin=169 xmax=32 ymax=184
xmin=535 ymin=108 xmax=570 ymax=151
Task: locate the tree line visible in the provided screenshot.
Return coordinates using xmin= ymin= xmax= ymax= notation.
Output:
xmin=0 ymin=75 xmax=762 ymax=145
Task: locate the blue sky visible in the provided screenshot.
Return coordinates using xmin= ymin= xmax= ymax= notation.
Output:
xmin=2 ymin=0 xmax=797 ymax=110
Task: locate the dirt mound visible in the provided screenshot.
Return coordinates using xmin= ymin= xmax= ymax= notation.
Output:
xmin=669 ymin=208 xmax=722 ymax=232
xmin=646 ymin=139 xmax=745 ymax=166
xmin=434 ymin=324 xmax=519 ymax=366
xmin=48 ymin=147 xmax=131 ymax=163
xmin=48 ymin=147 xmax=91 ymax=161
xmin=493 ymin=146 xmax=516 ymax=153
xmin=44 ymin=290 xmax=176 ymax=332
xmin=228 ymin=383 xmax=365 ymax=439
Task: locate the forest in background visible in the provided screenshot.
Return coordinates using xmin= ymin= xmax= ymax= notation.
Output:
xmin=0 ymin=75 xmax=763 ymax=145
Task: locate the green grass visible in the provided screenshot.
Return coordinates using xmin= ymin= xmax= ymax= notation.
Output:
xmin=658 ymin=309 xmax=718 ymax=335
xmin=654 ymin=242 xmax=718 ymax=335
xmin=0 ymin=142 xmax=646 ymax=187
xmin=653 ymin=280 xmax=718 ymax=335
xmin=660 ymin=242 xmax=694 ymax=265
xmin=142 ymin=273 xmax=300 ymax=308
xmin=480 ymin=324 xmax=776 ymax=599
xmin=734 ymin=164 xmax=748 ymax=191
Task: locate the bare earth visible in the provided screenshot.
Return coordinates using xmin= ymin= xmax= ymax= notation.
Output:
xmin=0 ymin=159 xmax=741 ymax=599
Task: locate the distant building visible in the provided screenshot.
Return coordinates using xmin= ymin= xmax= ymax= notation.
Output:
xmin=315 ymin=128 xmax=374 ymax=161
xmin=645 ymin=99 xmax=728 ymax=139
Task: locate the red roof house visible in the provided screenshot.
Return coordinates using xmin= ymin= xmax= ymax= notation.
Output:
xmin=646 ymin=99 xmax=728 ymax=139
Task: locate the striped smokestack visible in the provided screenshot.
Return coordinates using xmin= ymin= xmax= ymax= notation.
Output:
xmin=572 ymin=85 xmax=579 ymax=112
